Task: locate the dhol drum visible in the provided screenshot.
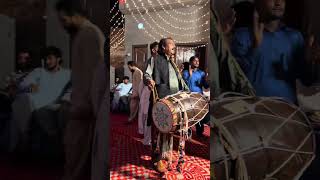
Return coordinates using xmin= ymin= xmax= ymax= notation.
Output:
xmin=297 ymin=84 xmax=320 ymax=128
xmin=152 ymin=91 xmax=209 ymax=134
xmin=211 ymin=93 xmax=316 ymax=180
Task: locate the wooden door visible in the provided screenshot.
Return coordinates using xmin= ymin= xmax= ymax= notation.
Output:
xmin=132 ymin=45 xmax=148 ymax=71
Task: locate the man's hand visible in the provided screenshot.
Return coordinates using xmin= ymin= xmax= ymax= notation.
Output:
xmin=147 ymin=79 xmax=155 ymax=90
xmin=306 ymin=35 xmax=320 ymax=64
xmin=253 ymin=10 xmax=264 ymax=48
xmin=223 ymin=9 xmax=236 ymax=35
xmin=215 ymin=8 xmax=236 ymax=35
xmin=205 ymin=72 xmax=209 ymax=83
xmin=179 ymin=63 xmax=184 ymax=73
xmin=189 ymin=65 xmax=193 ymax=77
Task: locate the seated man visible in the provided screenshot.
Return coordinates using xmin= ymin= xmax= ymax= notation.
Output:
xmin=0 ymin=50 xmax=34 ymax=146
xmin=2 ymin=49 xmax=34 ymax=99
xmin=9 ymin=46 xmax=70 ymax=152
xmin=110 ymin=77 xmax=120 ymax=104
xmin=112 ymin=76 xmax=132 ymax=113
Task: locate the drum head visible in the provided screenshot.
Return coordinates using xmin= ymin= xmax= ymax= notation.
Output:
xmin=152 ymin=101 xmax=174 ymax=133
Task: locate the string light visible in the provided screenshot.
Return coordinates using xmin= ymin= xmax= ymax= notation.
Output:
xmin=130 ymin=0 xmax=167 ymax=38
xmin=110 ymin=9 xmax=121 ymax=22
xmin=111 ymin=37 xmax=125 ymax=49
xmin=111 ymin=14 xmax=124 ymax=28
xmin=162 ymin=0 xmax=209 ymax=16
xmin=111 ymin=36 xmax=125 ymax=48
xmin=173 ymin=0 xmax=204 ymax=8
xmin=142 ymin=8 xmax=208 ymax=31
xmin=110 ymin=27 xmax=125 ymax=47
xmin=110 ymin=1 xmax=125 ymax=55
xmin=126 ymin=2 xmax=159 ymax=41
xmin=110 ymin=0 xmax=209 ymax=53
xmin=111 ymin=26 xmax=124 ymax=39
xmin=110 ymin=0 xmax=119 ymax=13
xmin=110 ymin=15 xmax=125 ymax=44
xmin=133 ymin=0 xmax=209 ymax=31
xmin=146 ymin=0 xmax=209 ymax=23
xmin=136 ymin=1 xmax=209 ymax=37
xmin=111 ymin=29 xmax=124 ymax=44
xmin=178 ymin=43 xmax=208 ymax=50
xmin=110 ymin=15 xmax=125 ymax=34
xmin=127 ymin=0 xmax=209 ymax=43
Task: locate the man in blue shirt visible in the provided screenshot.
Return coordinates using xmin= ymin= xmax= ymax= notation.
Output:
xmin=182 ymin=56 xmax=209 ymax=136
xmin=231 ymin=0 xmax=313 ymax=104
xmin=183 ymin=56 xmax=209 ymax=94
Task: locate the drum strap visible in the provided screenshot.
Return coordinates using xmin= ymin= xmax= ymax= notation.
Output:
xmin=152 ymin=86 xmax=159 ymax=104
xmin=176 ymin=105 xmax=190 ymax=173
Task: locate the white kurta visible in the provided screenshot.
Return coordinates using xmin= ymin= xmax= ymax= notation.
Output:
xmin=10 ymin=68 xmax=70 ymax=152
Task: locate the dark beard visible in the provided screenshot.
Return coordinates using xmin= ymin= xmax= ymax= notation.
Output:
xmin=46 ymin=64 xmax=58 ymax=71
xmin=17 ymin=63 xmax=31 ymax=73
xmin=130 ymin=69 xmax=135 ymax=73
xmin=64 ymin=25 xmax=79 ymax=35
xmin=269 ymin=15 xmax=283 ymax=21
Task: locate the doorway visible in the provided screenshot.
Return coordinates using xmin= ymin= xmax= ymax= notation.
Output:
xmin=132 ymin=44 xmax=148 ymax=71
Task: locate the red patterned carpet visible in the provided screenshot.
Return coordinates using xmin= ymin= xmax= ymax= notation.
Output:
xmin=110 ymin=113 xmax=210 ymax=180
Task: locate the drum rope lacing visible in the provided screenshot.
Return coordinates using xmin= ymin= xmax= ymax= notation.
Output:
xmin=169 ymin=92 xmax=210 ymax=124
xmin=152 ymin=86 xmax=210 ymax=173
xmin=167 ymin=92 xmax=210 ymax=173
xmin=170 ymin=94 xmax=190 ymax=173
xmin=212 ymin=92 xmax=315 ymax=180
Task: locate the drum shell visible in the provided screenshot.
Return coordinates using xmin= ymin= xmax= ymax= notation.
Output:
xmin=152 ymin=92 xmax=209 ymax=133
xmin=211 ymin=96 xmax=316 ymax=180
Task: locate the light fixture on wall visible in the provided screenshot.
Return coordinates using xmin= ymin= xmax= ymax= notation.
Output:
xmin=138 ymin=23 xmax=144 ymax=30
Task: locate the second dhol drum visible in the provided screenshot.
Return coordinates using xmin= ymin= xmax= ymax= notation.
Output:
xmin=211 ymin=93 xmax=316 ymax=180
xmin=152 ymin=91 xmax=209 ymax=134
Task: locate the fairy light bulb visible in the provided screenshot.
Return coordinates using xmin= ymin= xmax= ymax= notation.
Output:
xmin=138 ymin=23 xmax=144 ymax=29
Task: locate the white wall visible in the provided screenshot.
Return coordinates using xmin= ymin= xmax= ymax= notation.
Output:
xmin=0 ymin=15 xmax=15 ymax=89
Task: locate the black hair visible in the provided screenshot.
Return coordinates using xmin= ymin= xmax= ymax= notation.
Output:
xmin=150 ymin=42 xmax=159 ymax=52
xmin=158 ymin=37 xmax=173 ymax=55
xmin=17 ymin=48 xmax=32 ymax=56
xmin=232 ymin=1 xmax=255 ymax=28
xmin=189 ymin=56 xmax=199 ymax=63
xmin=182 ymin=62 xmax=189 ymax=71
xmin=127 ymin=61 xmax=136 ymax=66
xmin=55 ymin=0 xmax=88 ymax=17
xmin=43 ymin=46 xmax=62 ymax=58
xmin=43 ymin=46 xmax=63 ymax=65
xmin=123 ymin=76 xmax=130 ymax=80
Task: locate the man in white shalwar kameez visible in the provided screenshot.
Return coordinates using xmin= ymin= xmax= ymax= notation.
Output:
xmin=10 ymin=46 xmax=70 ymax=152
